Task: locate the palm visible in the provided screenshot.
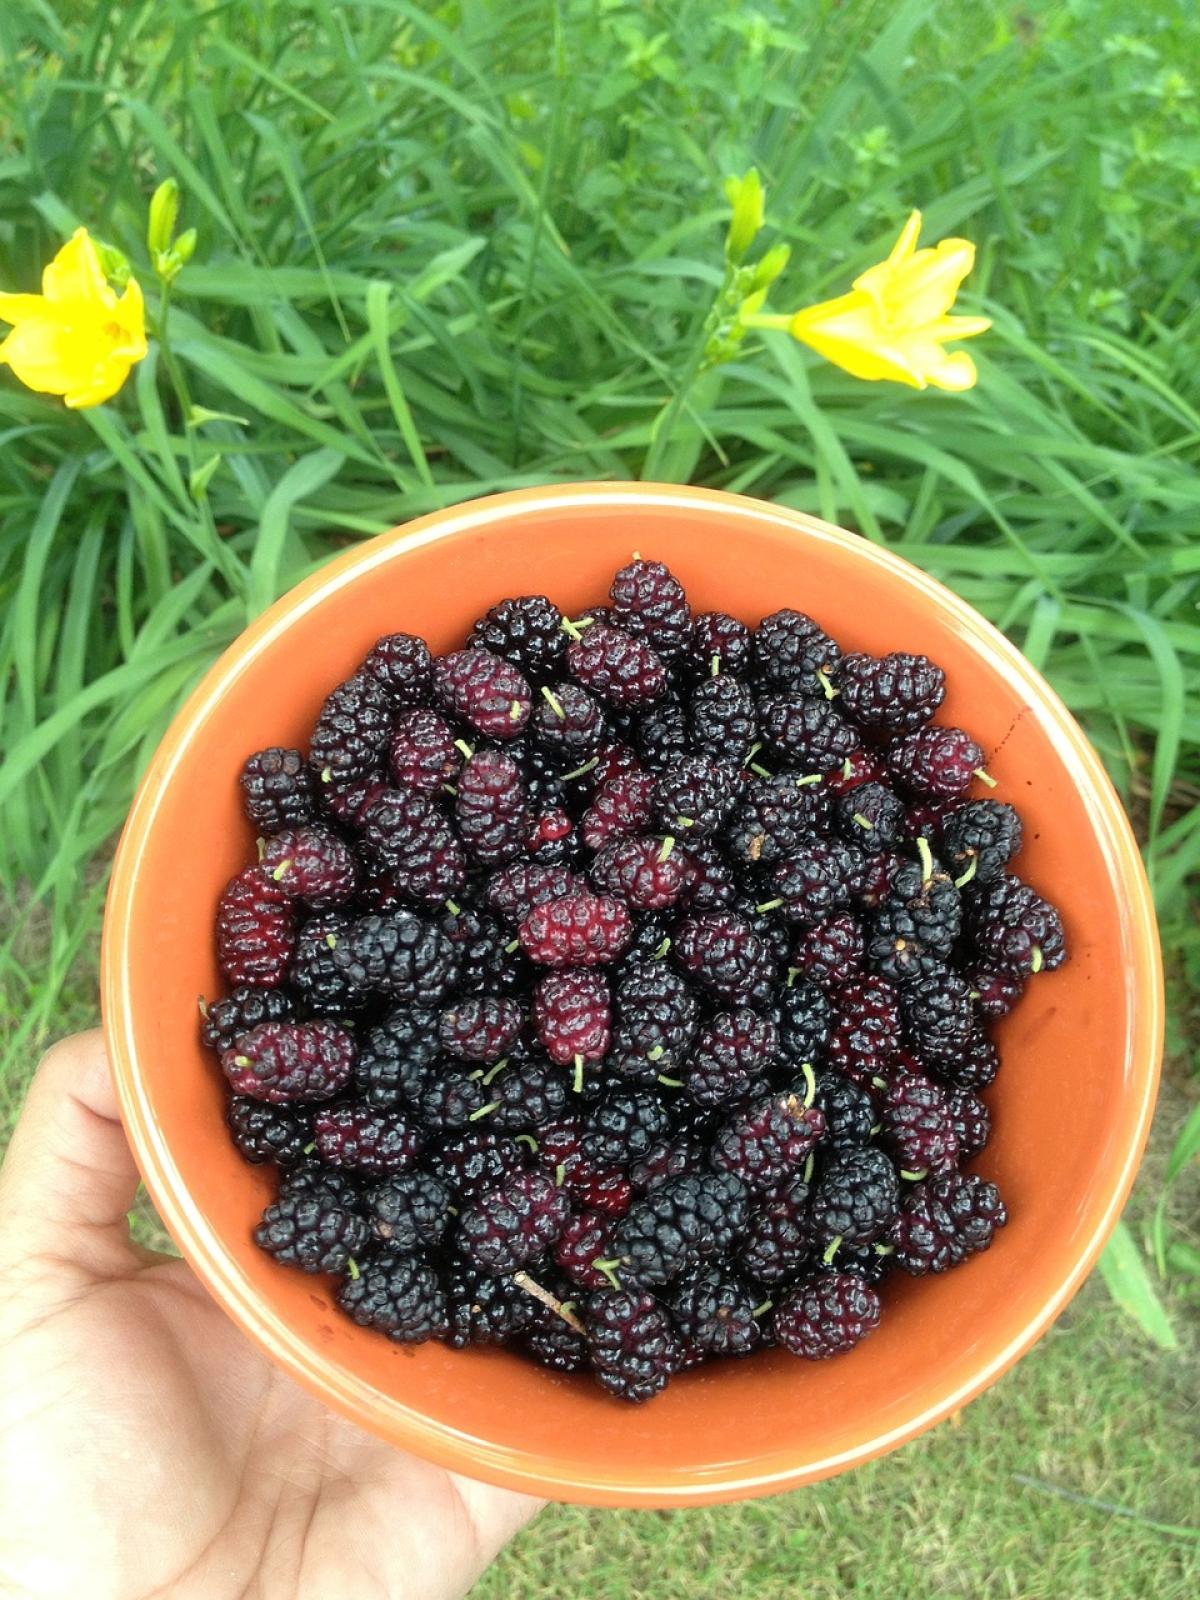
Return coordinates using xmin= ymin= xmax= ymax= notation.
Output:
xmin=0 ymin=1035 xmax=538 ymax=1600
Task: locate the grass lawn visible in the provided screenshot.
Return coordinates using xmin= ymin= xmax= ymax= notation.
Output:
xmin=1 ymin=0 xmax=1197 ymax=1592
xmin=477 ymin=1282 xmax=1199 ymax=1600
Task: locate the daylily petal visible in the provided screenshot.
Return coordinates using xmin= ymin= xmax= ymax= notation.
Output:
xmin=0 ymin=316 xmax=102 ymax=397
xmin=0 ymin=293 xmax=50 ymax=325
xmin=42 ymin=228 xmax=114 ymax=309
xmin=924 ymin=313 xmax=992 ymax=341
xmin=113 ymin=277 xmax=148 ymax=360
xmin=887 ymin=210 xmax=922 ymax=268
xmin=875 ymin=239 xmax=977 ymax=327
xmin=784 ymin=211 xmax=986 ymax=391
xmin=789 ymin=293 xmax=926 ymax=387
xmin=0 ymin=229 xmax=147 ymax=407
xmin=64 ymin=363 xmax=136 ymax=409
xmin=912 ymin=346 xmax=978 ymax=392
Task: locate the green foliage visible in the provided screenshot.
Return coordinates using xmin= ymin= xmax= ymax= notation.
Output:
xmin=0 ymin=0 xmax=1196 ymax=1303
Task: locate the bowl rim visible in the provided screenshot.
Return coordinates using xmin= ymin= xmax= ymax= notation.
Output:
xmin=102 ymin=481 xmax=1164 ymax=1506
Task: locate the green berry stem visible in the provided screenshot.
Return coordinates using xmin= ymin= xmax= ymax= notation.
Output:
xmin=572 ymin=1054 xmax=585 ymax=1094
xmin=822 ymin=1234 xmax=843 ymax=1265
xmin=710 ymin=654 xmax=721 ymax=676
xmin=658 ymin=835 xmax=675 ymax=862
xmin=656 ymin=1074 xmax=683 ymax=1088
xmin=652 ymin=936 xmax=672 ymax=959
xmin=751 ymin=1299 xmax=774 ymax=1319
xmin=814 ymin=667 xmax=838 ymax=700
xmin=515 ymin=1134 xmax=538 ymax=1153
xmin=481 ymin=1057 xmax=509 ymax=1086
xmin=467 ymin=1100 xmax=501 ymax=1121
xmin=755 ymin=897 xmax=784 ymax=913
xmin=454 ymin=739 xmax=475 ymax=759
xmin=541 ymin=685 xmax=566 ymax=719
xmin=559 ymin=756 xmax=599 ymax=781
xmin=916 ymin=835 xmax=934 ymax=884
xmin=748 ymin=762 xmax=773 ymax=779
xmin=346 ymin=1257 xmax=360 ymax=1280
xmin=554 ymin=1163 xmax=566 ymax=1187
xmin=444 ymin=899 xmax=461 ymax=916
xmin=900 ymin=1167 xmax=928 ymax=1181
xmin=591 ymin=1258 xmax=624 ymax=1292
xmin=1030 ymin=945 xmax=1044 ymax=974
xmin=954 ymin=855 xmax=978 ymax=889
xmin=852 ymin=811 xmax=874 ymax=831
xmin=799 ymin=1059 xmax=817 ymax=1108
xmin=974 ymin=767 xmax=998 ymax=789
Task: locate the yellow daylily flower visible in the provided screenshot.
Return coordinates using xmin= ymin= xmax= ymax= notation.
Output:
xmin=783 ymin=211 xmax=990 ymax=391
xmin=0 ymin=228 xmax=147 ymax=408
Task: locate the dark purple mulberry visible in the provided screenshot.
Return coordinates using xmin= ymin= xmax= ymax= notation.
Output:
xmin=222 ymin=1019 xmax=356 ymax=1103
xmin=967 ymin=874 xmax=1066 ymax=977
xmin=775 ymin=1271 xmax=880 ymax=1358
xmin=240 ymin=746 xmax=315 ymax=833
xmin=433 ymin=647 xmax=533 ymax=739
xmin=834 ymin=652 xmax=945 ymax=735
xmin=458 ymin=1171 xmax=570 ymax=1274
xmin=455 ymin=751 xmax=530 ymax=868
xmin=216 ymin=867 xmax=296 ymax=988
xmin=609 ymin=558 xmax=691 ymax=660
xmin=468 ymin=595 xmax=567 ymax=682
xmin=566 ymin=622 xmax=667 ymax=709
xmin=586 ymin=1289 xmax=683 ymax=1401
xmin=891 ymin=1171 xmax=1007 ymax=1274
xmin=754 ymin=610 xmax=841 ymax=694
xmin=310 ymin=671 xmax=393 ymax=787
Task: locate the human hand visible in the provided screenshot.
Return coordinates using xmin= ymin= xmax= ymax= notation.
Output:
xmin=0 ymin=1031 xmax=542 ymax=1599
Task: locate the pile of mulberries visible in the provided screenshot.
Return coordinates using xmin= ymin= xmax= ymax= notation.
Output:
xmin=203 ymin=558 xmax=1065 ymax=1402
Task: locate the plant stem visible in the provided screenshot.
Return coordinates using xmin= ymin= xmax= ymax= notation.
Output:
xmin=153 ymin=283 xmax=242 ymax=595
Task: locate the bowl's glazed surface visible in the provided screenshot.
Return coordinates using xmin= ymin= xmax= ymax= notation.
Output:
xmin=103 ymin=484 xmax=1162 ymax=1506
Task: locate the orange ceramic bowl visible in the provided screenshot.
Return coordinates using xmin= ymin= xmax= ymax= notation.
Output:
xmin=103 ymin=484 xmax=1162 ymax=1507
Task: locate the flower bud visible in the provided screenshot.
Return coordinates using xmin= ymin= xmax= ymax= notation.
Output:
xmin=93 ymin=240 xmax=131 ymax=290
xmin=750 ymin=242 xmax=791 ymax=291
xmin=723 ymin=169 xmax=765 ymax=264
xmin=172 ymin=227 xmax=197 ymax=266
xmin=147 ymin=179 xmax=180 ymax=258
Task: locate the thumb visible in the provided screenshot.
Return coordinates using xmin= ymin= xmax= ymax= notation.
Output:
xmin=0 ymin=1030 xmax=142 ymax=1288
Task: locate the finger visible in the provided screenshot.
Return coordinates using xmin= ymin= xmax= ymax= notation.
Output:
xmin=0 ymin=1029 xmax=140 ymax=1283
